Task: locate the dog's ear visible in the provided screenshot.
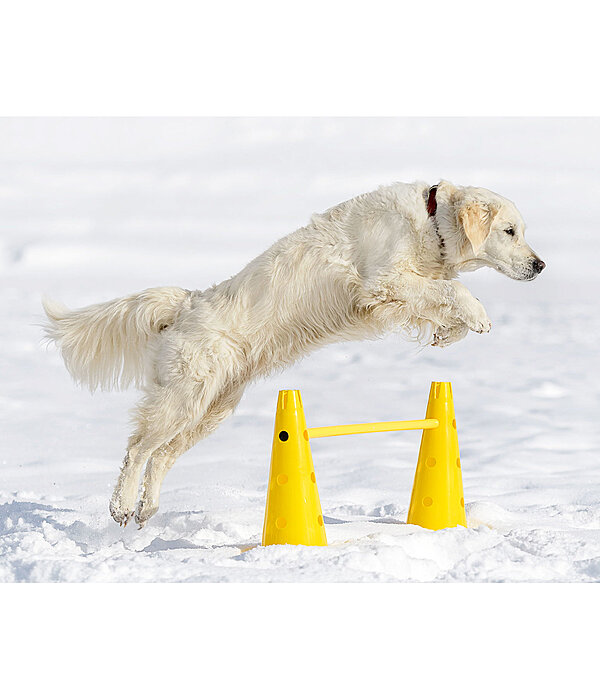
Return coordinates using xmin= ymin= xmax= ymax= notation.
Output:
xmin=458 ymin=203 xmax=497 ymax=254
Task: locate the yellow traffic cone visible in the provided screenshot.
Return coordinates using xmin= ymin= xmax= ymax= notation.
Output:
xmin=262 ymin=390 xmax=327 ymax=546
xmin=407 ymin=381 xmax=467 ymax=530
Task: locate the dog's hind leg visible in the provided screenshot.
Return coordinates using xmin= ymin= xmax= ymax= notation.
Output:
xmin=134 ymin=383 xmax=246 ymax=527
xmin=109 ymin=433 xmax=146 ymax=527
xmin=109 ymin=376 xmax=227 ymax=527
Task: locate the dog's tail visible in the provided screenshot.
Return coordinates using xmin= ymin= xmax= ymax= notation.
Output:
xmin=42 ymin=287 xmax=191 ymax=391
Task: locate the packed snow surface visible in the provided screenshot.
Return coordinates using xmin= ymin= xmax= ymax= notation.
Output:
xmin=1 ymin=117 xmax=599 ymax=582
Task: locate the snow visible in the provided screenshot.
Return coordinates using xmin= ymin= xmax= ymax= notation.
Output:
xmin=1 ymin=117 xmax=599 ymax=582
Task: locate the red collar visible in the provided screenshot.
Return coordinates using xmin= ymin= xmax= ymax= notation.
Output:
xmin=427 ymin=185 xmax=438 ymax=217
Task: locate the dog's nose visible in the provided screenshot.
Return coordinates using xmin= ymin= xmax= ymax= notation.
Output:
xmin=532 ymin=258 xmax=546 ymax=274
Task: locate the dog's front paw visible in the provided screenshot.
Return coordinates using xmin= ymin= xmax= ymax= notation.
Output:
xmin=459 ymin=297 xmax=492 ymax=334
xmin=109 ymin=499 xmax=135 ymax=527
xmin=134 ymin=499 xmax=159 ymax=529
xmin=469 ymin=316 xmax=492 ymax=334
xmin=432 ymin=323 xmax=469 ymax=347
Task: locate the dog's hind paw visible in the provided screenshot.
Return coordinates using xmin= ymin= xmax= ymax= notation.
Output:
xmin=134 ymin=500 xmax=159 ymax=529
xmin=109 ymin=501 xmax=135 ymax=527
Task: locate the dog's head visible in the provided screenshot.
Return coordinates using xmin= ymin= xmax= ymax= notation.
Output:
xmin=449 ymin=185 xmax=545 ymax=281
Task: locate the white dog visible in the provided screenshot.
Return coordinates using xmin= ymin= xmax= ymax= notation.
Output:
xmin=43 ymin=180 xmax=545 ymax=527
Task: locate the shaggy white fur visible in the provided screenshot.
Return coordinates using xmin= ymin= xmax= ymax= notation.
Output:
xmin=43 ymin=180 xmax=545 ymax=527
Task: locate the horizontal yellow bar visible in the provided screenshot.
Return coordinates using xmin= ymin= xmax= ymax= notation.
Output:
xmin=306 ymin=418 xmax=439 ymax=439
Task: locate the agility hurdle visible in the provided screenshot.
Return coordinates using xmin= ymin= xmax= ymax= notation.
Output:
xmin=262 ymin=382 xmax=466 ymax=546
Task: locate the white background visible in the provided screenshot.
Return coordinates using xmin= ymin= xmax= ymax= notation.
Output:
xmin=1 ymin=1 xmax=599 ymax=697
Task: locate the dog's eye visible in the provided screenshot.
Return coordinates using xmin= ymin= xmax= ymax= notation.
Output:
xmin=505 ymin=227 xmax=515 ymax=237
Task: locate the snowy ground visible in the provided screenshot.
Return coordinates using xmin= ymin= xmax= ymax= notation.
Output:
xmin=1 ymin=117 xmax=599 ymax=582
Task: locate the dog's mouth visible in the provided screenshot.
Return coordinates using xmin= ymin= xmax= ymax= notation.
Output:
xmin=519 ymin=258 xmax=546 ymax=281
xmin=505 ymin=268 xmax=538 ymax=282
xmin=491 ymin=258 xmax=546 ymax=281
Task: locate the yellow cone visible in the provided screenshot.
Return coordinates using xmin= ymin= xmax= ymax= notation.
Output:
xmin=262 ymin=390 xmax=327 ymax=546
xmin=407 ymin=381 xmax=467 ymax=530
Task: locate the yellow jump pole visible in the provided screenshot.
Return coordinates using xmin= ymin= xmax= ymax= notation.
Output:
xmin=261 ymin=384 xmax=464 ymax=547
xmin=307 ymin=419 xmax=439 ymax=439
